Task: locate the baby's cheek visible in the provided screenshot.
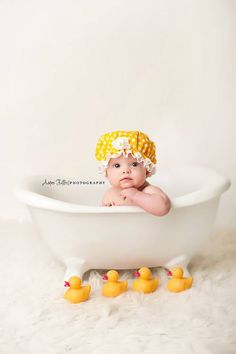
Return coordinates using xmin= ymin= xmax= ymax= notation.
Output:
xmin=106 ymin=170 xmax=114 ymax=182
xmin=107 ymin=169 xmax=116 ymax=178
xmin=112 ymin=172 xmax=121 ymax=183
xmin=134 ymin=169 xmax=146 ymax=181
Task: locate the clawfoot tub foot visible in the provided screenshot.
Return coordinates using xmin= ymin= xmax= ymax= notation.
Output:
xmin=63 ymin=257 xmax=89 ymax=281
xmin=163 ymin=255 xmax=191 ymax=277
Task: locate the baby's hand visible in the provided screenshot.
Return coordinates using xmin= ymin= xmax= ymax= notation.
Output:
xmin=103 ymin=201 xmax=116 ymax=207
xmin=102 ymin=199 xmax=122 ymax=207
xmin=120 ymin=187 xmax=138 ymax=201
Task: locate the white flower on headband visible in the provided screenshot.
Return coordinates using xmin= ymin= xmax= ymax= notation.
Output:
xmin=143 ymin=158 xmax=151 ymax=168
xmin=112 ymin=137 xmax=130 ymax=150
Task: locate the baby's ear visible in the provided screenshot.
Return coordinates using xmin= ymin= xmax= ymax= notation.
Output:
xmin=146 ymin=170 xmax=151 ymax=178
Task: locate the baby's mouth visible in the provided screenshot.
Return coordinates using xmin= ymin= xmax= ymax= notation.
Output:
xmin=120 ymin=177 xmax=132 ymax=182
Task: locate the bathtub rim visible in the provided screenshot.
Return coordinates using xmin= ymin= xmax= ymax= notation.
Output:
xmin=15 ymin=165 xmax=231 ymax=213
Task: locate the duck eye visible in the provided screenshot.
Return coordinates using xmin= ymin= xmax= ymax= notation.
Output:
xmin=114 ymin=163 xmax=120 ymax=168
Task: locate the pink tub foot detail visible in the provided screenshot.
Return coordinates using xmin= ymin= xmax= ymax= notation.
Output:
xmin=63 ymin=257 xmax=89 ymax=281
xmin=163 ymin=255 xmax=191 ymax=277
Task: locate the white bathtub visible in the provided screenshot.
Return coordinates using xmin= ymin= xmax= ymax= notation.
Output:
xmin=16 ymin=165 xmax=230 ymax=280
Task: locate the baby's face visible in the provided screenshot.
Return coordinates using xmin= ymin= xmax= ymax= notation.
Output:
xmin=106 ymin=154 xmax=148 ymax=189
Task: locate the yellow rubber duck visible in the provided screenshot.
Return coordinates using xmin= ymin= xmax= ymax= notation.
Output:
xmin=102 ymin=270 xmax=128 ymax=297
xmin=132 ymin=267 xmax=158 ymax=294
xmin=167 ymin=267 xmax=193 ymax=293
xmin=64 ymin=276 xmax=91 ymax=304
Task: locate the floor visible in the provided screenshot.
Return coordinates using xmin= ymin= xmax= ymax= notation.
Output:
xmin=0 ymin=222 xmax=235 ymax=354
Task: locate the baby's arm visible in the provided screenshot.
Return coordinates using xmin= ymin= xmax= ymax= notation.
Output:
xmin=120 ymin=185 xmax=171 ymax=216
xmin=102 ymin=188 xmax=115 ymax=206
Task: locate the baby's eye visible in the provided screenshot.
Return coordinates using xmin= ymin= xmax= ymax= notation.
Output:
xmin=113 ymin=163 xmax=120 ymax=168
xmin=131 ymin=162 xmax=138 ymax=167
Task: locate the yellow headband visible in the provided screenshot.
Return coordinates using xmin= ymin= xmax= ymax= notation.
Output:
xmin=95 ymin=130 xmax=157 ymax=175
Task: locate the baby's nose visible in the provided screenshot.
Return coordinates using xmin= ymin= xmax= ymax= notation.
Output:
xmin=122 ymin=165 xmax=131 ymax=173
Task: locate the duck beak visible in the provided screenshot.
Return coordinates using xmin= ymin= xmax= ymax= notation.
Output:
xmin=102 ymin=274 xmax=108 ymax=280
xmin=64 ymin=281 xmax=70 ymax=287
xmin=134 ymin=271 xmax=140 ymax=277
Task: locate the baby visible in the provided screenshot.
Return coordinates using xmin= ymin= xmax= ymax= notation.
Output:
xmin=95 ymin=130 xmax=171 ymax=216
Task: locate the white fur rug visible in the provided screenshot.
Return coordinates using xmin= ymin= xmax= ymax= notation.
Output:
xmin=0 ymin=222 xmax=235 ymax=354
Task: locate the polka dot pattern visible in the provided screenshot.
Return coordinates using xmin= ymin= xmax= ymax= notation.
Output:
xmin=95 ymin=130 xmax=157 ymax=165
